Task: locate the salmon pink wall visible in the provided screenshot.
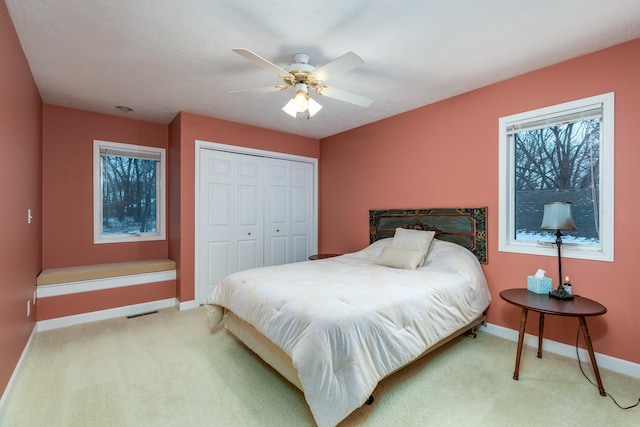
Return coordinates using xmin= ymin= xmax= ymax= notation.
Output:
xmin=168 ymin=112 xmax=319 ymax=302
xmin=42 ymin=105 xmax=169 ymax=268
xmin=36 ymin=281 xmax=176 ymax=320
xmin=0 ymin=0 xmax=42 ymax=400
xmin=319 ymin=39 xmax=640 ymax=365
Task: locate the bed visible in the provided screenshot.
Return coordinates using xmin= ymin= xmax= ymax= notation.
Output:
xmin=205 ymin=207 xmax=491 ymax=427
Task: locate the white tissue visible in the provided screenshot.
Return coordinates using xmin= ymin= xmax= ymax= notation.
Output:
xmin=534 ymin=269 xmax=546 ymax=279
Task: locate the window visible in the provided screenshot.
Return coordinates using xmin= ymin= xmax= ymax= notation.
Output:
xmin=498 ymin=93 xmax=614 ymax=261
xmin=93 ymin=140 xmax=166 ymax=244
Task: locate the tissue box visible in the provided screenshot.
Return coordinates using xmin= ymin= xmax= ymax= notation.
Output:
xmin=527 ymin=276 xmax=553 ymax=294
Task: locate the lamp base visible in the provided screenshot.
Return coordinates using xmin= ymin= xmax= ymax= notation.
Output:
xmin=549 ymin=284 xmax=574 ymax=300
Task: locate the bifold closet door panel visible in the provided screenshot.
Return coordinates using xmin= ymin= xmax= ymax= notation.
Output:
xmin=290 ymin=161 xmax=314 ymax=263
xmin=264 ymin=158 xmax=291 ymax=266
xmin=235 ymin=154 xmax=265 ymax=270
xmin=199 ymin=149 xmax=264 ymax=300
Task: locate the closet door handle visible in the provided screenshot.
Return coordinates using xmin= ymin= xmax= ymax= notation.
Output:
xmin=248 ymin=232 xmax=251 ymax=235
xmin=276 ymin=229 xmax=280 ymax=232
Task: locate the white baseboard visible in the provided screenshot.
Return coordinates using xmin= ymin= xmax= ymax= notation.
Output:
xmin=177 ymin=299 xmax=199 ymax=311
xmin=483 ymin=322 xmax=640 ymax=379
xmin=0 ymin=324 xmax=36 ymax=416
xmin=36 ymin=298 xmax=178 ymax=332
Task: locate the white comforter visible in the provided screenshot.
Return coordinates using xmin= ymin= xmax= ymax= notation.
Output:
xmin=205 ymin=238 xmax=492 ymax=427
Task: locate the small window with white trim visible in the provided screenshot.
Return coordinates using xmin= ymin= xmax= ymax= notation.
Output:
xmin=93 ymin=140 xmax=166 ymax=244
xmin=498 ymin=92 xmax=614 ymax=261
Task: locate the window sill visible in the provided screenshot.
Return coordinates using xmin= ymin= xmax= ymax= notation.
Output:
xmin=498 ymin=241 xmax=613 ymax=262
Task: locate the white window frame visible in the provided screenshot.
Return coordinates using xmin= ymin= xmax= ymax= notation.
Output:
xmin=93 ymin=140 xmax=166 ymax=244
xmin=498 ymin=92 xmax=614 ymax=262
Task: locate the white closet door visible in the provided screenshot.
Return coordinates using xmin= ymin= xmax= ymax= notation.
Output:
xmin=199 ymin=149 xmax=263 ymax=300
xmin=197 ymin=144 xmax=316 ymax=302
xmin=264 ymin=158 xmax=291 ymax=266
xmin=290 ymin=161 xmax=314 ymax=263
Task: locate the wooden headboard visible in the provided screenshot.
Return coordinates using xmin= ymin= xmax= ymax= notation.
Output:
xmin=369 ymin=207 xmax=488 ymax=264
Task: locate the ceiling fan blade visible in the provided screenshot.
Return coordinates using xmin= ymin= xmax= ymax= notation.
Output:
xmin=229 ymin=85 xmax=286 ymax=95
xmin=312 ymin=52 xmax=365 ymax=82
xmin=318 ymin=86 xmax=374 ymax=107
xmin=232 ymin=48 xmax=290 ymax=78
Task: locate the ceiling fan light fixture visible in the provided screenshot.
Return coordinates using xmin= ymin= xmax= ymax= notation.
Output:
xmin=232 ymin=49 xmax=371 ymax=119
xmin=232 ymin=48 xmax=371 ymax=119
xmin=282 ymin=84 xmax=322 ymax=118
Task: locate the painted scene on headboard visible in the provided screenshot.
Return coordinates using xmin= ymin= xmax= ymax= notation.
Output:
xmin=369 ymin=207 xmax=487 ymax=263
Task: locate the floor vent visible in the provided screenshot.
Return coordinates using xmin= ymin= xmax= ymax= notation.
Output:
xmin=126 ymin=310 xmax=159 ymax=319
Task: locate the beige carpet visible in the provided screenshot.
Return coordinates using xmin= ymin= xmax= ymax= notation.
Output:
xmin=1 ymin=307 xmax=638 ymax=426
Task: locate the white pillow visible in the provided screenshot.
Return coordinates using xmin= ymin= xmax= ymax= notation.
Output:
xmin=372 ymin=229 xmax=436 ymax=270
xmin=373 ymin=246 xmax=425 ymax=270
xmin=392 ymin=228 xmax=435 ymax=254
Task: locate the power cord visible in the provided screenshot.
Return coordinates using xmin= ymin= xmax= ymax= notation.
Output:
xmin=575 ymin=326 xmax=640 ymax=409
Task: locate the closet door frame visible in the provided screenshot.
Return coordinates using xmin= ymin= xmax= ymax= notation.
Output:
xmin=194 ymin=140 xmax=318 ymax=304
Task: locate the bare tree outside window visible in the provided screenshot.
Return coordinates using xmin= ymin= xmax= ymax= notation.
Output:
xmin=101 ymin=155 xmax=158 ymax=235
xmin=513 ymin=119 xmax=600 ymax=245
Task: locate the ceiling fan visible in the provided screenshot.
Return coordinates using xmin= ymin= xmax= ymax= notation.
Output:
xmin=229 ymin=48 xmax=374 ymax=118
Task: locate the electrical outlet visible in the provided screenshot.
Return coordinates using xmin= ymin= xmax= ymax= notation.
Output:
xmin=27 ymin=300 xmax=31 ymax=317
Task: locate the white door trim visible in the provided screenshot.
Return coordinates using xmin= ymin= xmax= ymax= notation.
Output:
xmin=194 ymin=140 xmax=318 ymax=304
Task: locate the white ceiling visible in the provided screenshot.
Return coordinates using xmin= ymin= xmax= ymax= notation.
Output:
xmin=6 ymin=0 xmax=640 ymax=139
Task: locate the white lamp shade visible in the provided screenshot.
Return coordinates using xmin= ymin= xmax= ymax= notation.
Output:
xmin=540 ymin=201 xmax=577 ymax=230
xmin=307 ymin=97 xmax=323 ymax=117
xmin=282 ymin=97 xmax=299 ymax=117
xmin=292 ymin=90 xmax=308 ymax=112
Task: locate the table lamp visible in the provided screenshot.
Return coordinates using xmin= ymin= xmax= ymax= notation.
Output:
xmin=540 ymin=201 xmax=577 ymax=299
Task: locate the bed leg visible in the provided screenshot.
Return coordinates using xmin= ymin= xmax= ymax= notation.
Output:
xmin=366 ymin=395 xmax=374 ymax=405
xmin=465 ymin=324 xmax=481 ymax=339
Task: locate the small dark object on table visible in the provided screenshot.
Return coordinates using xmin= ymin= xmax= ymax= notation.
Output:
xmin=549 ymin=284 xmax=574 ymax=300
